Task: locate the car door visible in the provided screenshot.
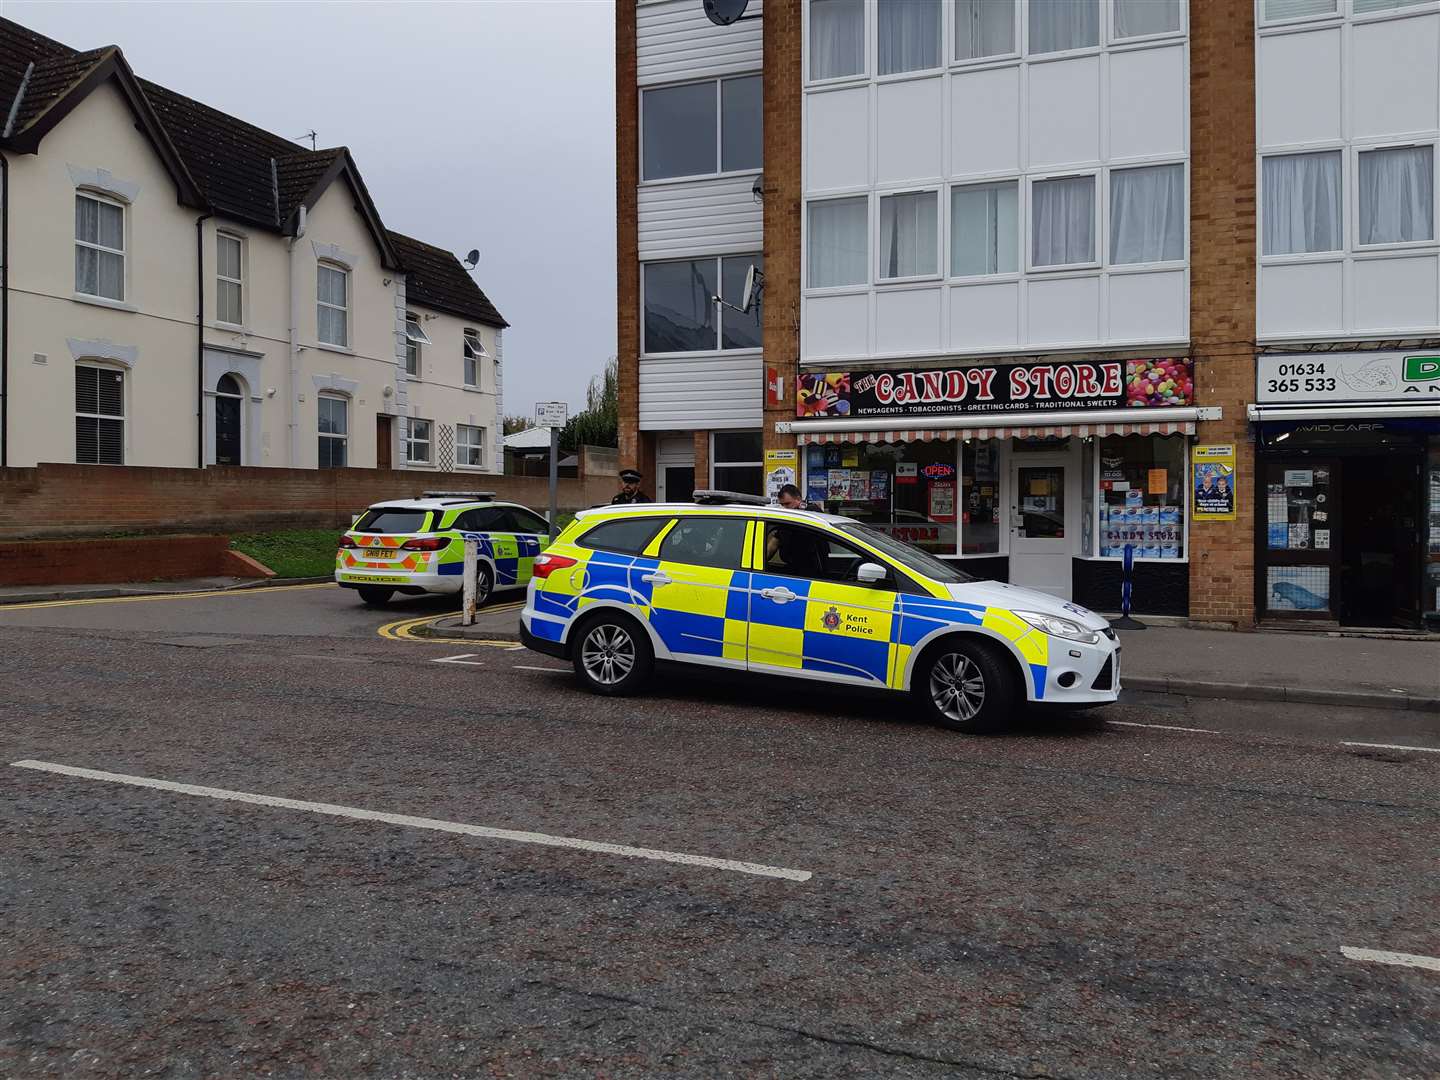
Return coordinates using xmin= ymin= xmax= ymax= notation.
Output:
xmin=500 ymin=505 xmax=551 ymax=585
xmin=645 ymin=515 xmax=751 ymax=668
xmin=747 ymin=521 xmax=899 ymax=687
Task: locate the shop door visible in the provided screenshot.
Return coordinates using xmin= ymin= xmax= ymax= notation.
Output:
xmin=1338 ymin=454 xmax=1423 ymax=627
xmin=1259 ymin=460 xmax=1339 ymax=622
xmin=1009 ymin=455 xmax=1074 ymax=599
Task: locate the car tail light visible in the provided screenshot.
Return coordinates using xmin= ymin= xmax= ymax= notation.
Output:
xmin=532 ymin=553 xmax=578 ymax=579
xmin=337 ymin=535 xmax=359 ymax=549
xmin=401 ymin=537 xmax=447 ymax=551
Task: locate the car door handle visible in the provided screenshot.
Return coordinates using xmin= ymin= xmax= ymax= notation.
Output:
xmin=759 ymin=587 xmax=797 ymax=603
xmin=641 ymin=572 xmax=672 ymax=586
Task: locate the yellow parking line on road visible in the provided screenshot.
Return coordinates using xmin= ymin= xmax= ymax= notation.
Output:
xmin=376 ymin=601 xmax=522 ymax=648
xmin=0 ymin=581 xmax=335 ymax=613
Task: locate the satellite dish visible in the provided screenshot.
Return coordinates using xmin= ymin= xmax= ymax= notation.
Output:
xmin=703 ymin=0 xmax=749 ymax=26
xmin=463 ymin=249 xmax=480 ymax=269
xmin=740 ymin=263 xmax=764 ymax=313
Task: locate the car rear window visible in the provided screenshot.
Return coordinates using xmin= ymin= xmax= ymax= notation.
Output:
xmin=578 ymin=517 xmax=667 ymax=555
xmin=354 ymin=508 xmax=430 ymax=534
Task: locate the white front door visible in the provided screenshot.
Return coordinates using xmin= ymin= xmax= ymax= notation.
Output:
xmin=656 ymin=436 xmax=694 ymax=502
xmin=1008 ymin=452 xmax=1075 ymax=599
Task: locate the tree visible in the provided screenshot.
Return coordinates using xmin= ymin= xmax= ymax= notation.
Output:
xmin=560 ymin=356 xmax=618 ymax=450
xmin=502 ymin=414 xmax=534 ymax=435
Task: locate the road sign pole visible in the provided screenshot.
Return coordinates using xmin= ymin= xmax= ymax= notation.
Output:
xmin=462 ymin=537 xmax=478 ymax=626
xmin=548 ymin=426 xmax=559 ymax=541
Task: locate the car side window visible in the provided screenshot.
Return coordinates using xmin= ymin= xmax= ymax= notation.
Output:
xmin=657 ymin=517 xmax=748 ymax=570
xmin=508 ymin=507 xmax=549 ymax=535
xmin=578 ymin=517 xmax=669 ymax=555
xmin=457 ymin=507 xmax=505 ymax=532
xmin=764 ymin=524 xmax=894 ymax=588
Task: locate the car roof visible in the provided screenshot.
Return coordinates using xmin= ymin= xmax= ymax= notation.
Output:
xmin=575 ymin=502 xmax=856 ymax=527
xmin=362 ymin=498 xmax=522 ymax=512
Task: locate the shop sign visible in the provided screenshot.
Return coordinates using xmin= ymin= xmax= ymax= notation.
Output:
xmin=1256 ymin=352 xmax=1440 ymax=404
xmin=1192 ymin=444 xmax=1237 ymax=522
xmin=763 ymin=448 xmax=797 ymax=501
xmin=796 ymin=358 xmax=1193 ymax=419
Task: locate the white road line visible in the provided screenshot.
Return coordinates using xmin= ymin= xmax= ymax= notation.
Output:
xmin=513 ymin=664 xmax=567 ymax=673
xmin=1340 ymin=741 xmax=1440 ymax=754
xmin=1340 ymin=946 xmax=1440 ymax=972
xmin=1108 ymin=720 xmax=1222 ymax=734
xmin=10 ymin=760 xmax=811 ymax=883
xmin=431 ymin=654 xmax=485 ymax=667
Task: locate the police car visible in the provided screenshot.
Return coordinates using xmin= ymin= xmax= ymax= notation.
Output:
xmin=519 ymin=493 xmax=1120 ymax=734
xmin=336 ymin=491 xmax=549 ymax=606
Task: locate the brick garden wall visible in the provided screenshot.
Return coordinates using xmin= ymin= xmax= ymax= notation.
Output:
xmin=1188 ymin=0 xmax=1258 ymax=628
xmin=0 ymin=534 xmax=265 ymax=586
xmin=0 ymin=464 xmax=616 ymax=541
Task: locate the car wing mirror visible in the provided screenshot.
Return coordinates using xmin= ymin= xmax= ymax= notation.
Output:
xmin=856 ymin=561 xmax=888 ymax=585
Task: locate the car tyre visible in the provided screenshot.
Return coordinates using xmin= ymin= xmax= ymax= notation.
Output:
xmin=358 ymin=586 xmax=394 ymax=607
xmin=572 ymin=612 xmax=653 ymax=696
xmin=473 ymin=562 xmax=494 ymax=607
xmin=914 ymin=637 xmax=1017 ymax=734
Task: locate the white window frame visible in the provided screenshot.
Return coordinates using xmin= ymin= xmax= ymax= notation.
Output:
xmin=457 ymin=423 xmax=486 ymax=470
xmin=74 ymin=361 xmax=126 ymax=466
xmin=875 ymin=0 xmax=945 ymax=80
xmin=948 ymin=177 xmax=1023 ymax=281
xmin=1352 ymin=140 xmax=1439 ymax=254
xmin=640 ymin=253 xmax=765 ymax=357
xmin=1257 ymin=146 xmax=1346 ymax=264
xmin=876 ymin=187 xmax=943 ymax=284
xmin=1023 ymin=0 xmax=1104 ymax=60
xmin=463 ymin=329 xmax=487 ymax=387
xmin=405 ymin=417 xmax=434 ymax=465
xmin=805 ymin=0 xmax=870 ymax=87
xmin=404 ymin=312 xmax=430 ymax=378
xmin=1105 ymin=160 xmax=1190 ymax=272
xmin=805 ymin=193 xmax=872 ymax=292
xmin=317 ymin=392 xmax=349 ymax=468
xmin=639 ymin=73 xmax=763 ymax=185
xmin=1107 ymin=0 xmax=1187 ymax=45
xmin=316 ymin=262 xmax=350 ymax=349
xmin=952 ymin=0 xmax=1022 ymax=67
xmin=1257 ymin=0 xmax=1342 ymax=29
xmin=1026 ymin=170 xmax=1101 ymax=273
xmin=74 ymin=191 xmax=126 ymax=303
xmin=215 ymin=231 xmax=245 ymax=327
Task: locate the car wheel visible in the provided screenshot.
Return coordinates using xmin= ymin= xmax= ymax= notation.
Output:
xmin=914 ymin=637 xmax=1017 ymax=734
xmin=572 ymin=613 xmax=653 ymax=696
xmin=357 ymin=586 xmax=394 ymax=607
xmin=473 ymin=563 xmax=494 ymax=607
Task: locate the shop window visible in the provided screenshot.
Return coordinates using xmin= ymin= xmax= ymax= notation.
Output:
xmin=805 ymin=441 xmax=959 ymax=556
xmin=1096 ymin=435 xmax=1185 ymax=559
xmin=712 ymin=430 xmax=764 ymax=494
xmin=961 ymin=441 xmax=1001 ymax=554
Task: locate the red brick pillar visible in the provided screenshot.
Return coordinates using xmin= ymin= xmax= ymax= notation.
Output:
xmin=762 ymin=0 xmax=802 ymax=456
xmin=616 ymin=2 xmax=650 ymax=480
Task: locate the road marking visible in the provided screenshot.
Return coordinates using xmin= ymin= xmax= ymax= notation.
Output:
xmin=513 ymin=664 xmax=567 ymax=673
xmin=1340 ymin=741 xmax=1440 ymax=754
xmin=0 ymin=582 xmax=334 ymax=613
xmin=432 ymin=654 xmax=486 ymax=667
xmin=375 ymin=602 xmax=523 ymax=649
xmin=1108 ymin=720 xmax=1222 ymax=734
xmin=1340 ymin=946 xmax=1440 ymax=972
xmin=10 ymin=760 xmax=812 ymax=883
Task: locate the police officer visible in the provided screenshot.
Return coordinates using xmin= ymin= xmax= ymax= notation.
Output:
xmin=612 ymin=468 xmax=652 ymax=505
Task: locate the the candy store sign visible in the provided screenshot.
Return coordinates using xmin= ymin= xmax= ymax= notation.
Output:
xmin=797 ymin=358 xmax=1192 ymax=420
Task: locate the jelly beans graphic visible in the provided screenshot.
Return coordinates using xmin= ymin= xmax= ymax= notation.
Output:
xmin=1125 ymin=358 xmax=1192 ymax=407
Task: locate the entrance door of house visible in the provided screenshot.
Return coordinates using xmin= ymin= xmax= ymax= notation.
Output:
xmin=1009 ymin=453 xmax=1074 ymax=599
xmin=656 ymin=436 xmax=694 ymax=503
xmin=377 ymin=415 xmax=393 ymax=470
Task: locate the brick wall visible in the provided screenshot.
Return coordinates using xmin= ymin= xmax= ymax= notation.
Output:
xmin=0 ymin=534 xmax=266 ymax=587
xmin=0 ymin=464 xmax=616 ymax=541
xmin=761 ymin=1 xmax=802 ymax=455
xmin=1189 ymin=0 xmax=1258 ymax=628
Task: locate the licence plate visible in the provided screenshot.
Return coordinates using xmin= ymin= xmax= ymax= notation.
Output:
xmin=342 ymin=573 xmax=407 ymax=584
xmin=364 ymin=548 xmax=393 ymax=559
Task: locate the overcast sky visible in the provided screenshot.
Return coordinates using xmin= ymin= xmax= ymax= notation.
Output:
xmin=9 ymin=0 xmax=617 ymax=417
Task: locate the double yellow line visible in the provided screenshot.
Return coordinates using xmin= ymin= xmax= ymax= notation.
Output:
xmin=376 ymin=600 xmax=524 ymax=648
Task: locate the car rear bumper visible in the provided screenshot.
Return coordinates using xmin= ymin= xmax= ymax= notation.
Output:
xmin=334 ymin=570 xmax=461 ymax=594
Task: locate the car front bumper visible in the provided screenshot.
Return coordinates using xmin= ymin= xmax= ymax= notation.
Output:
xmin=1032 ymin=631 xmax=1121 ymax=705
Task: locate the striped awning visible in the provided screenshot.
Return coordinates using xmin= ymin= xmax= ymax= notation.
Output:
xmin=795 ymin=420 xmax=1195 ymax=446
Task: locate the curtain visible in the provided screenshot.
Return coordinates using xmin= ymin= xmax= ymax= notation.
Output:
xmin=810 ymin=0 xmax=865 ymax=80
xmin=1113 ymin=0 xmax=1180 ymax=37
xmin=1264 ymin=0 xmax=1336 ymax=19
xmin=880 ymin=192 xmax=938 ymax=278
xmin=878 ymin=0 xmax=941 ymax=75
xmin=808 ymin=198 xmax=868 ymax=287
xmin=951 ymin=182 xmax=1018 ymax=275
xmin=1262 ymin=152 xmax=1341 ymax=255
xmin=1110 ymin=164 xmax=1184 ymax=264
xmin=1028 ymin=0 xmax=1099 ymax=55
xmin=956 ymin=0 xmax=1015 ymax=60
xmin=1032 ymin=175 xmax=1095 ymax=266
xmin=1359 ymin=146 xmax=1433 ymax=246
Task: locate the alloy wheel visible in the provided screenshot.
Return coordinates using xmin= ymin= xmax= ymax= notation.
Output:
xmin=929 ymin=652 xmax=986 ymax=723
xmin=581 ymin=624 xmax=635 ymax=686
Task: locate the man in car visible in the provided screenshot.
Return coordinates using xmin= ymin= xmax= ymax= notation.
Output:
xmin=776 ymin=483 xmax=822 ymax=512
xmin=611 ymin=468 xmax=651 ymax=505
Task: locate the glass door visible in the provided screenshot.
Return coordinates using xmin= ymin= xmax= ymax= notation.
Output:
xmin=1009 ymin=457 xmax=1072 ymax=599
xmin=1260 ymin=460 xmax=1339 ymax=621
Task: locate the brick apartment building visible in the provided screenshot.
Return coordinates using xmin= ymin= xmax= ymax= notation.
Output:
xmin=617 ymin=0 xmax=1440 ymax=631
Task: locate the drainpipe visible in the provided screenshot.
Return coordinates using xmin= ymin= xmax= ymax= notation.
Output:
xmin=1 ymin=151 xmax=9 ymax=469
xmin=195 ymin=211 xmax=212 ymax=468
xmin=286 ymin=205 xmax=307 ymax=466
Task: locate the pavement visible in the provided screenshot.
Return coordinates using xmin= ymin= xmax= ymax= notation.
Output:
xmin=0 ymin=581 xmax=1437 ymax=1077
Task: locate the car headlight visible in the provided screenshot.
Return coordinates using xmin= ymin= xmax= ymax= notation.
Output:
xmin=1014 ymin=610 xmax=1100 ymax=644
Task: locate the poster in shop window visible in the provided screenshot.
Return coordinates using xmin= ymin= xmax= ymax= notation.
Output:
xmin=763 ymin=448 xmax=798 ymax=502
xmin=928 ymin=481 xmax=956 ymax=523
xmin=1192 ymin=445 xmax=1237 ymax=521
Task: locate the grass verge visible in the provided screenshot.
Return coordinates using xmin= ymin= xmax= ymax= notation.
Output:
xmin=230 ymin=529 xmax=339 ymax=579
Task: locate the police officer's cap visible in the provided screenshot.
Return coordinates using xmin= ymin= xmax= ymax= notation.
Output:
xmin=619 ymin=469 xmax=643 ymax=482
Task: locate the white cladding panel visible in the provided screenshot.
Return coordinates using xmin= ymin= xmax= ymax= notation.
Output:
xmin=1026 ymin=276 xmax=1101 ymax=346
xmin=1258 ymin=29 xmax=1342 ymax=147
xmin=877 ymin=77 xmax=944 ymax=184
xmin=1351 ymin=15 xmax=1440 ymax=140
xmin=950 ymin=67 xmax=1021 ymax=177
xmin=638 ymin=353 xmax=762 ymax=430
xmin=803 ymin=293 xmax=870 ymax=360
xmin=806 ymin=87 xmax=870 ymax=191
xmin=1352 ymin=255 xmax=1440 ymax=332
xmin=948 ymin=282 xmax=1020 ymax=351
xmin=638 ymin=175 xmax=764 ymax=260
xmin=636 ymin=0 xmax=764 ymax=85
xmin=874 ymin=287 xmax=942 ymax=354
xmin=1027 ymin=56 xmax=1101 ymax=170
xmin=1259 ymin=262 xmax=1344 ymax=337
xmin=1109 ymin=46 xmax=1186 ymax=162
xmin=1108 ymin=270 xmax=1187 ymax=344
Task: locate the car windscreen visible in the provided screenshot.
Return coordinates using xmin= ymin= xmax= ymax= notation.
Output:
xmin=836 ymin=522 xmax=976 ymax=584
xmin=353 ymin=508 xmax=430 ymax=534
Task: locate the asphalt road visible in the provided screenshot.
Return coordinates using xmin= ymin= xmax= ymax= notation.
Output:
xmin=1 ymin=585 xmax=1437 ymax=1078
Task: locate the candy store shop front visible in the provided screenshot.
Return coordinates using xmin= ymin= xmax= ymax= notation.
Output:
xmin=1249 ymin=352 xmax=1440 ymax=630
xmin=782 ymin=357 xmax=1201 ymax=614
